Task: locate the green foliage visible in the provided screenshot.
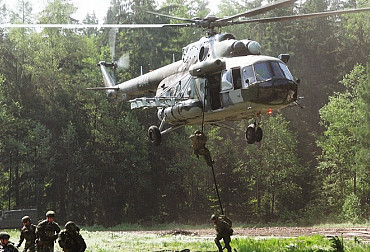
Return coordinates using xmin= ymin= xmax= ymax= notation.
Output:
xmin=317 ymin=64 xmax=369 ymax=221
xmin=342 ymin=193 xmax=362 ymax=223
xmin=329 ymin=236 xmax=344 ymax=252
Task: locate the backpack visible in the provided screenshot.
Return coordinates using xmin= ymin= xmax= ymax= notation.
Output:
xmin=219 ymin=215 xmax=232 ymax=229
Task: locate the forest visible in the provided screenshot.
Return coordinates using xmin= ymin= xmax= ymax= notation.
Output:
xmin=0 ymin=0 xmax=369 ymax=227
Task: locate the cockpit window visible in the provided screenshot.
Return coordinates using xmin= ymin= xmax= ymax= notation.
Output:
xmin=227 ymin=61 xmax=294 ymax=89
xmin=254 ymin=62 xmax=272 ymax=82
xmin=271 ymin=62 xmax=285 ymax=78
xmin=279 ymin=62 xmax=294 ymax=81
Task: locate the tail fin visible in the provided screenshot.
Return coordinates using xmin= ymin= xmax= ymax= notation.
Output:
xmin=87 ymin=62 xmax=120 ymax=101
xmin=98 ymin=61 xmax=116 ymax=88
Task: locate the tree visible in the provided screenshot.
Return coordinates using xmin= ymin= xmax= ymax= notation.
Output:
xmin=317 ymin=64 xmax=369 ymax=220
xmin=243 ymin=115 xmax=305 ymax=222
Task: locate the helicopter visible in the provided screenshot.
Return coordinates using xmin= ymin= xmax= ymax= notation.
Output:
xmin=85 ymin=0 xmax=370 ymax=146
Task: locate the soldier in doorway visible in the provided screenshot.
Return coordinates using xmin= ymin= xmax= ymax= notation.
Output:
xmin=35 ymin=211 xmax=60 ymax=252
xmin=189 ymin=130 xmax=214 ymax=167
xmin=58 ymin=221 xmax=86 ymax=252
xmin=17 ymin=216 xmax=36 ymax=252
xmin=0 ymin=232 xmax=19 ymax=252
xmin=211 ymin=214 xmax=233 ymax=252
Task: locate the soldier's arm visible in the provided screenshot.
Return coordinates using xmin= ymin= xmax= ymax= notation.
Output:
xmin=52 ymin=223 xmax=61 ymax=241
xmin=77 ymin=234 xmax=87 ymax=252
xmin=17 ymin=231 xmax=25 ymax=247
xmin=35 ymin=225 xmax=44 ymax=239
xmin=58 ymin=232 xmax=68 ymax=248
xmin=55 ymin=223 xmax=61 ymax=234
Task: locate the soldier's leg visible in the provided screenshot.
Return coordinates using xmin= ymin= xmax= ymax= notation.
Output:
xmin=198 ymin=148 xmax=213 ymax=167
xmin=214 ymin=234 xmax=223 ymax=252
xmin=223 ymin=235 xmax=232 ymax=252
xmin=203 ymin=147 xmax=214 ymax=167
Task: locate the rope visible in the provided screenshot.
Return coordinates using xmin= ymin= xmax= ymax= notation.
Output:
xmin=211 ymin=163 xmax=224 ymax=215
xmin=201 ymin=81 xmax=207 ymax=132
xmin=201 ymin=81 xmax=224 ymax=215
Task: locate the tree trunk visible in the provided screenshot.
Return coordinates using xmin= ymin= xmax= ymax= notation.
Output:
xmin=353 ymin=172 xmax=357 ymax=195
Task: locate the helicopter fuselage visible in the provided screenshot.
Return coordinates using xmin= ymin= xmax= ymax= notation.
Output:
xmin=149 ymin=54 xmax=298 ymax=126
xmin=98 ymin=32 xmax=298 ymax=144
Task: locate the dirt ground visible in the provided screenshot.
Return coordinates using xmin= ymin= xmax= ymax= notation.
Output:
xmin=144 ymin=227 xmax=370 ymax=242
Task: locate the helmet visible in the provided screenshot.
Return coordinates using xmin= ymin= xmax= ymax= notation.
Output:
xmin=211 ymin=214 xmax=218 ymax=221
xmin=65 ymin=221 xmax=77 ymax=232
xmin=46 ymin=210 xmax=55 ymax=218
xmin=22 ymin=215 xmax=31 ymax=223
xmin=0 ymin=232 xmax=10 ymax=239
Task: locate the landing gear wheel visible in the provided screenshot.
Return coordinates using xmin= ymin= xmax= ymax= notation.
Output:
xmin=246 ymin=126 xmax=256 ymax=144
xmin=255 ymin=127 xmax=263 ymax=142
xmin=148 ymin=126 xmax=161 ymax=146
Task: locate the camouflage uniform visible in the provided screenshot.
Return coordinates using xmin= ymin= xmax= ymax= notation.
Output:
xmin=0 ymin=232 xmax=19 ymax=252
xmin=17 ymin=219 xmax=36 ymax=252
xmin=58 ymin=222 xmax=86 ymax=252
xmin=35 ymin=212 xmax=60 ymax=252
xmin=189 ymin=131 xmax=214 ymax=167
xmin=211 ymin=214 xmax=233 ymax=252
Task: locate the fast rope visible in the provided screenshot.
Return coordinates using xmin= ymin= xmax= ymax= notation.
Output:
xmin=211 ymin=163 xmax=224 ymax=215
xmin=201 ymin=82 xmax=224 ymax=215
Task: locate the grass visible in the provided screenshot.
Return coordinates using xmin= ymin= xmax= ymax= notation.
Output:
xmin=3 ymin=228 xmax=370 ymax=252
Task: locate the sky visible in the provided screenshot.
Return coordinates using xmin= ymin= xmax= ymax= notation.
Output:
xmin=3 ymin=0 xmax=223 ymax=23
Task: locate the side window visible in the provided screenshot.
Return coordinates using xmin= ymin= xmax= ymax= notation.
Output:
xmin=199 ymin=45 xmax=209 ymax=61
xmin=242 ymin=65 xmax=255 ymax=87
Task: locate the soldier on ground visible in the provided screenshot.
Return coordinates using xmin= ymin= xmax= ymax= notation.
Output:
xmin=58 ymin=221 xmax=86 ymax=252
xmin=189 ymin=130 xmax=214 ymax=167
xmin=211 ymin=214 xmax=233 ymax=252
xmin=35 ymin=211 xmax=60 ymax=252
xmin=17 ymin=216 xmax=36 ymax=252
xmin=0 ymin=232 xmax=19 ymax=252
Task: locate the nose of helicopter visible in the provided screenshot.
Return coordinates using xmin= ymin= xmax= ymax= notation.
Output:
xmin=253 ymin=78 xmax=298 ymax=105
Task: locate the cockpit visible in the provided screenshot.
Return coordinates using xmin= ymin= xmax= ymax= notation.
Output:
xmin=222 ymin=61 xmax=294 ymax=90
xmin=221 ymin=60 xmax=297 ymax=105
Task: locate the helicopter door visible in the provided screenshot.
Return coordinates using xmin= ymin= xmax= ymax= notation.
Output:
xmin=208 ymin=74 xmax=222 ymax=110
xmin=232 ymin=67 xmax=242 ymax=89
xmin=194 ymin=77 xmax=208 ymax=109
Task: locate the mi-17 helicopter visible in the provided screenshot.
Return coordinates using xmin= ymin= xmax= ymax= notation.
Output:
xmin=1 ymin=1 xmax=368 ymax=145
xmin=88 ymin=0 xmax=369 ymax=146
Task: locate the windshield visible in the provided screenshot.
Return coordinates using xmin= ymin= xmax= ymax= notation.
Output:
xmin=279 ymin=62 xmax=294 ymax=81
xmin=254 ymin=62 xmax=272 ymax=82
xmin=242 ymin=61 xmax=294 ymax=86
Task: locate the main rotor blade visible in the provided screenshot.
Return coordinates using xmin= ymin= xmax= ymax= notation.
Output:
xmin=141 ymin=10 xmax=196 ymax=23
xmin=0 ymin=23 xmax=192 ymax=29
xmin=232 ymin=7 xmax=370 ymax=24
xmin=218 ymin=0 xmax=296 ymax=22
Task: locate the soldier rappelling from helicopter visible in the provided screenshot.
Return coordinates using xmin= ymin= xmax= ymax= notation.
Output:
xmin=189 ymin=130 xmax=214 ymax=167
